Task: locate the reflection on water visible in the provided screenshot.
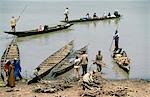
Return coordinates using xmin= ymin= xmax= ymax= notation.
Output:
xmin=16 ymin=28 xmax=73 ymax=43
xmin=112 ymin=63 xmax=130 ymax=79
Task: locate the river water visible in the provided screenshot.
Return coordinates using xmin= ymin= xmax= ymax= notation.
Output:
xmin=0 ymin=0 xmax=149 ymax=80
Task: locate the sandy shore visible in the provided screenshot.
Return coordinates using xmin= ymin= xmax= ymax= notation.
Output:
xmin=0 ymin=78 xmax=150 ymax=97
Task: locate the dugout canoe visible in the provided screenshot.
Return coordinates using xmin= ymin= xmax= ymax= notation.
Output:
xmin=28 ymin=40 xmax=74 ymax=84
xmin=51 ymin=45 xmax=88 ymax=78
xmin=61 ymin=15 xmax=121 ymax=23
xmin=4 ymin=23 xmax=73 ymax=37
xmin=1 ymin=38 xmax=20 ymax=81
xmin=112 ymin=49 xmax=130 ymax=73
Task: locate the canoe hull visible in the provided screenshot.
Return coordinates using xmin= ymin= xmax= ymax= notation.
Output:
xmin=1 ymin=38 xmax=20 ymax=81
xmin=51 ymin=45 xmax=88 ymax=77
xmin=61 ymin=16 xmax=121 ymax=23
xmin=112 ymin=52 xmax=130 ymax=73
xmin=28 ymin=41 xmax=74 ymax=84
xmin=4 ymin=24 xmax=73 ymax=37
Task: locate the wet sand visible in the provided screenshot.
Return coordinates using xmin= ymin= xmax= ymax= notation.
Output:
xmin=0 ymin=79 xmax=150 ymax=97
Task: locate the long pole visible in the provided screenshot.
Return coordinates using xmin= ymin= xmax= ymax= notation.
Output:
xmin=16 ymin=5 xmax=27 ymax=23
xmin=19 ymin=5 xmax=27 ymax=17
xmin=109 ymin=38 xmax=114 ymax=51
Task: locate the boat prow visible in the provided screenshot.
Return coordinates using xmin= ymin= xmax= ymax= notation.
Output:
xmin=111 ymin=48 xmax=131 ymax=73
xmin=1 ymin=38 xmax=20 ymax=81
xmin=28 ymin=40 xmax=74 ymax=84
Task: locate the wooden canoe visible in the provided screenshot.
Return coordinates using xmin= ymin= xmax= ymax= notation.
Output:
xmin=112 ymin=49 xmax=130 ymax=73
xmin=4 ymin=23 xmax=73 ymax=37
xmin=51 ymin=45 xmax=88 ymax=78
xmin=113 ymin=60 xmax=130 ymax=74
xmin=61 ymin=15 xmax=121 ymax=23
xmin=1 ymin=38 xmax=20 ymax=81
xmin=28 ymin=40 xmax=74 ymax=84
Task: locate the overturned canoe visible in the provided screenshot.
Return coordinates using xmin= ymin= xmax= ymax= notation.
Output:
xmin=4 ymin=23 xmax=73 ymax=37
xmin=61 ymin=16 xmax=121 ymax=23
xmin=1 ymin=38 xmax=20 ymax=81
xmin=112 ymin=49 xmax=130 ymax=73
xmin=28 ymin=40 xmax=74 ymax=84
xmin=51 ymin=45 xmax=88 ymax=78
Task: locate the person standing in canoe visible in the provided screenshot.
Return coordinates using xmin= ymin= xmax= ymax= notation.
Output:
xmin=10 ymin=16 xmax=20 ymax=32
xmin=113 ymin=30 xmax=119 ymax=51
xmin=64 ymin=7 xmax=69 ymax=22
xmin=80 ymin=50 xmax=88 ymax=76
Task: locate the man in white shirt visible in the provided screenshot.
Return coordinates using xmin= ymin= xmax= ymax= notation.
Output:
xmin=64 ymin=7 xmax=69 ymax=22
xmin=74 ymin=56 xmax=81 ymax=78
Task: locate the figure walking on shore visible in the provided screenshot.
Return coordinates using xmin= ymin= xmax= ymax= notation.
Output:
xmin=10 ymin=16 xmax=20 ymax=32
xmin=93 ymin=51 xmax=104 ymax=72
xmin=7 ymin=62 xmax=15 ymax=88
xmin=80 ymin=51 xmax=88 ymax=76
xmin=64 ymin=7 xmax=69 ymax=22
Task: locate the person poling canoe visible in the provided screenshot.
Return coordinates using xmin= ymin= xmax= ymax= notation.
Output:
xmin=10 ymin=5 xmax=27 ymax=32
xmin=113 ymin=29 xmax=119 ymax=51
xmin=10 ymin=16 xmax=20 ymax=32
xmin=64 ymin=7 xmax=69 ymax=22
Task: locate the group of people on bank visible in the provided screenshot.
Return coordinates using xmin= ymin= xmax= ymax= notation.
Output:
xmin=2 ymin=58 xmax=22 ymax=87
xmin=73 ymin=50 xmax=106 ymax=79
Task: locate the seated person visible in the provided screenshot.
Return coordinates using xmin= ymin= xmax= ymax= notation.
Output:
xmin=38 ymin=25 xmax=44 ymax=31
xmin=44 ymin=25 xmax=49 ymax=31
xmin=33 ymin=67 xmax=41 ymax=81
xmin=121 ymin=51 xmax=127 ymax=57
xmin=93 ymin=13 xmax=98 ymax=19
xmin=114 ymin=10 xmax=120 ymax=17
xmin=108 ymin=12 xmax=111 ymax=17
xmin=82 ymin=13 xmax=90 ymax=20
xmin=102 ymin=11 xmax=107 ymax=18
xmin=113 ymin=48 xmax=122 ymax=58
